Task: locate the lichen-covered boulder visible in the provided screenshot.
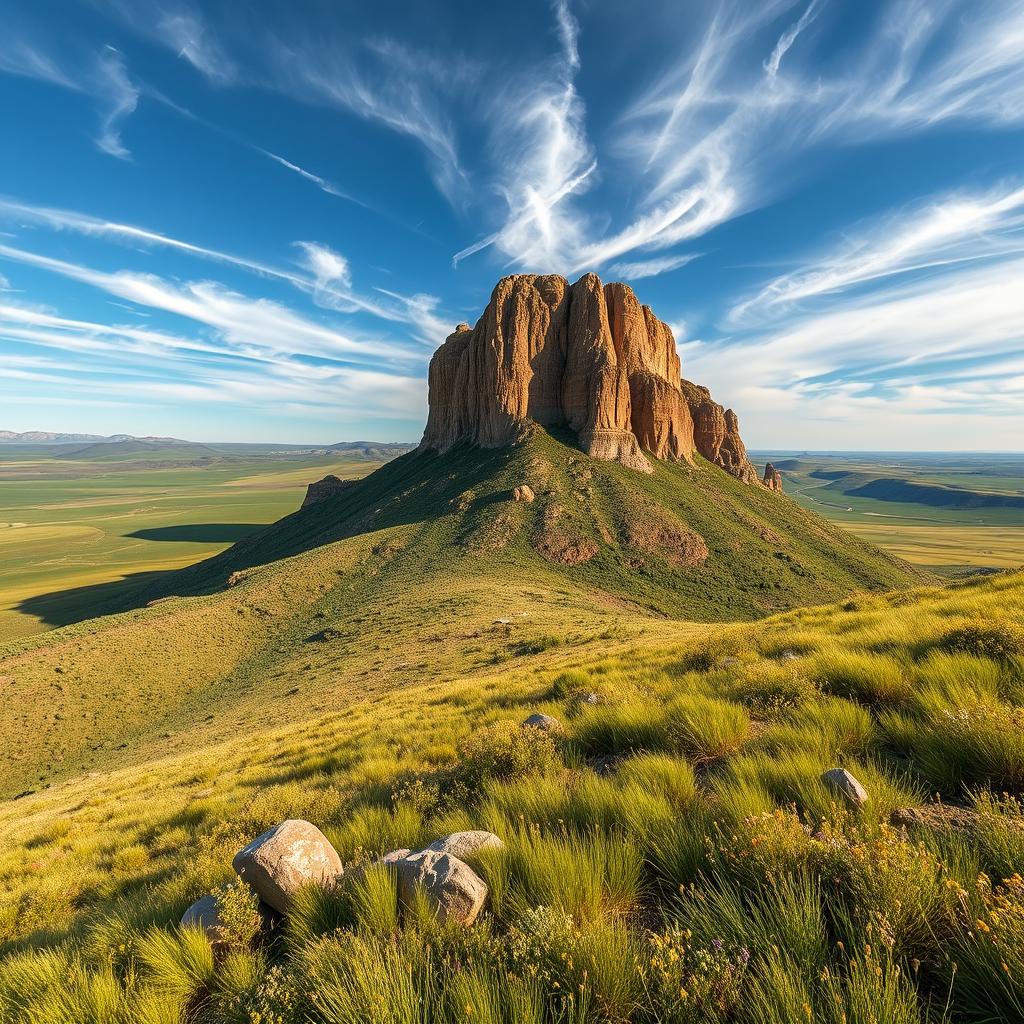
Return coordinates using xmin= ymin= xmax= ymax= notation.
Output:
xmin=426 ymin=831 xmax=504 ymax=860
xmin=232 ymin=819 xmax=343 ymax=913
xmin=821 ymin=768 xmax=869 ymax=807
xmin=522 ymin=713 xmax=563 ymax=733
xmin=395 ymin=849 xmax=488 ymax=925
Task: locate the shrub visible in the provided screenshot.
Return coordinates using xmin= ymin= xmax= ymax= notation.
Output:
xmin=643 ymin=926 xmax=750 ymax=1023
xmin=931 ymin=618 xmax=1024 ymax=663
xmin=948 ymin=872 xmax=1024 ymax=1022
xmin=724 ymin=661 xmax=819 ymax=714
xmin=665 ymin=695 xmax=750 ymax=764
xmin=214 ymin=878 xmax=263 ymax=951
xmin=505 ymin=906 xmax=641 ymax=1023
xmin=454 ymin=720 xmax=562 ymax=795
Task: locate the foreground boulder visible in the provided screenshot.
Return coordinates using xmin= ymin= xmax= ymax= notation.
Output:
xmin=395 ymin=849 xmax=488 ymax=925
xmin=821 ymin=768 xmax=869 ymax=807
xmin=426 ymin=830 xmax=504 ymax=860
xmin=232 ymin=819 xmax=343 ymax=913
xmin=523 ymin=712 xmax=563 ymax=733
xmin=513 ymin=484 xmax=535 ymax=503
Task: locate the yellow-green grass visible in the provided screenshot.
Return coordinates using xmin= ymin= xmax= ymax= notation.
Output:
xmin=0 ymin=431 xmax=922 ymax=799
xmin=0 ymin=455 xmax=392 ymax=641
xmin=1 ymin=570 xmax=1023 ymax=1021
xmin=849 ymin=523 xmax=1024 ymax=570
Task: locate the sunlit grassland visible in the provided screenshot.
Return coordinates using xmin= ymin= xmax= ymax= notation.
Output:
xmin=1 ymin=569 xmax=1022 ymax=1022
xmin=0 ymin=454 xmax=391 ymax=641
xmin=848 ymin=523 xmax=1024 ymax=571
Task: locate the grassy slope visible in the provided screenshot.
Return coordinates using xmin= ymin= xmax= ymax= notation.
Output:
xmin=0 ymin=454 xmax=393 ymax=642
xmin=1 ymin=565 xmax=1022 ymax=1021
xmin=0 ymin=431 xmax=923 ymax=799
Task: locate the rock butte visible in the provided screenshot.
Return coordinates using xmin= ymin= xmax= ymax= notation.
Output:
xmin=420 ymin=273 xmax=771 ymax=485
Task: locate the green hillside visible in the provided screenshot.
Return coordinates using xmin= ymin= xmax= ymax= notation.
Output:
xmin=0 ymin=429 xmax=922 ymax=800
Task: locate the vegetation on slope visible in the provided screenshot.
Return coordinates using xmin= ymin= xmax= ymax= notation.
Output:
xmin=0 ymin=430 xmax=923 ymax=798
xmin=1 ymin=570 xmax=1023 ymax=1021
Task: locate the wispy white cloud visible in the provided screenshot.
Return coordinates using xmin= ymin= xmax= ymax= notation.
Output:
xmin=765 ymin=0 xmax=823 ymax=84
xmin=453 ymin=0 xmax=596 ymax=270
xmin=295 ymin=242 xmax=351 ymax=289
xmin=455 ymin=0 xmax=1024 ymax=279
xmin=0 ymin=243 xmax=411 ymax=364
xmin=729 ymin=182 xmax=1024 ymax=324
xmin=0 ymin=197 xmax=452 ymax=337
xmin=93 ymin=48 xmax=139 ymax=159
xmin=0 ymin=39 xmax=78 ymax=88
xmin=257 ymin=148 xmax=357 ymax=202
xmin=609 ymin=253 xmax=701 ymax=280
xmin=156 ymin=10 xmax=237 ymax=82
xmin=685 ymin=254 xmax=1024 ymax=448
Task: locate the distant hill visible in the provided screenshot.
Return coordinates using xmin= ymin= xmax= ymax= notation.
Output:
xmin=55 ymin=438 xmax=220 ymax=461
xmin=813 ymin=470 xmax=1024 ymax=510
xmin=0 ymin=430 xmax=184 ymax=444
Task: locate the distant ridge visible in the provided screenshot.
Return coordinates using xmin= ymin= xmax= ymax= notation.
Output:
xmin=0 ymin=430 xmax=185 ymax=444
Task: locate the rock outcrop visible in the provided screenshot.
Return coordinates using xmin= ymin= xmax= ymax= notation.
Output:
xmin=763 ymin=463 xmax=784 ymax=493
xmin=420 ymin=273 xmax=765 ymax=483
xmin=232 ymin=819 xmax=343 ymax=913
xmin=302 ymin=475 xmax=356 ymax=508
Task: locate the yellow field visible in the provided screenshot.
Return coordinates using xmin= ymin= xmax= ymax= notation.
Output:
xmin=849 ymin=523 xmax=1024 ymax=569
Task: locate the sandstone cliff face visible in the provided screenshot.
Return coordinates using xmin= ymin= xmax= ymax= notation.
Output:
xmin=421 ymin=273 xmax=762 ymax=484
xmin=763 ymin=463 xmax=784 ymax=492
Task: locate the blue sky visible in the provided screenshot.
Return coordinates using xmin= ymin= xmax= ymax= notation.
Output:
xmin=1 ymin=0 xmax=1023 ymax=449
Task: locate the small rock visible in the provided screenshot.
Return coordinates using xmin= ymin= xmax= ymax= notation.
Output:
xmin=779 ymin=650 xmax=801 ymax=663
xmin=381 ymin=848 xmax=412 ymax=864
xmin=579 ymin=692 xmax=602 ymax=705
xmin=522 ymin=713 xmax=563 ymax=733
xmin=426 ymin=831 xmax=504 ymax=860
xmin=395 ymin=849 xmax=488 ymax=925
xmin=181 ymin=895 xmax=232 ymax=951
xmin=232 ymin=819 xmax=343 ymax=914
xmin=821 ymin=768 xmax=869 ymax=807
xmin=512 ymin=485 xmax=535 ymax=503
xmin=891 ymin=805 xmax=978 ymax=834
xmin=493 ymin=618 xmax=513 ymax=626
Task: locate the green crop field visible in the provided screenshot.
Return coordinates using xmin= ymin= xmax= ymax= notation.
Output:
xmin=0 ymin=446 xmax=400 ymax=642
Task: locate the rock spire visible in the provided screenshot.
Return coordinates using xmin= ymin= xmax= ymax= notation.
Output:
xmin=421 ymin=273 xmax=768 ymax=485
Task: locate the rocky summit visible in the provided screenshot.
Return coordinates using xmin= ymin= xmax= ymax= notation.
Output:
xmin=421 ymin=273 xmax=766 ymax=484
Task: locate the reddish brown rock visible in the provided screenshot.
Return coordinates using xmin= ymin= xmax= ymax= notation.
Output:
xmin=763 ymin=463 xmax=784 ymax=492
xmin=421 ymin=273 xmax=761 ymax=483
xmin=679 ymin=381 xmax=760 ymax=483
xmin=302 ymin=475 xmax=356 ymax=508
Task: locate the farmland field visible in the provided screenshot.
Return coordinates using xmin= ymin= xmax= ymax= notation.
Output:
xmin=0 ymin=443 xmax=403 ymax=642
xmin=754 ymin=450 xmax=1024 ymax=574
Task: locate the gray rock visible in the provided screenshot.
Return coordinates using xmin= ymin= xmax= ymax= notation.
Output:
xmin=821 ymin=768 xmax=869 ymax=807
xmin=579 ymin=692 xmax=602 ymax=705
xmin=522 ymin=713 xmax=563 ymax=733
xmin=395 ymin=849 xmax=488 ymax=925
xmin=180 ymin=895 xmax=232 ymax=951
xmin=426 ymin=831 xmax=504 ymax=860
xmin=779 ymin=650 xmax=801 ymax=663
xmin=381 ymin=848 xmax=412 ymax=864
xmin=232 ymin=819 xmax=343 ymax=913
